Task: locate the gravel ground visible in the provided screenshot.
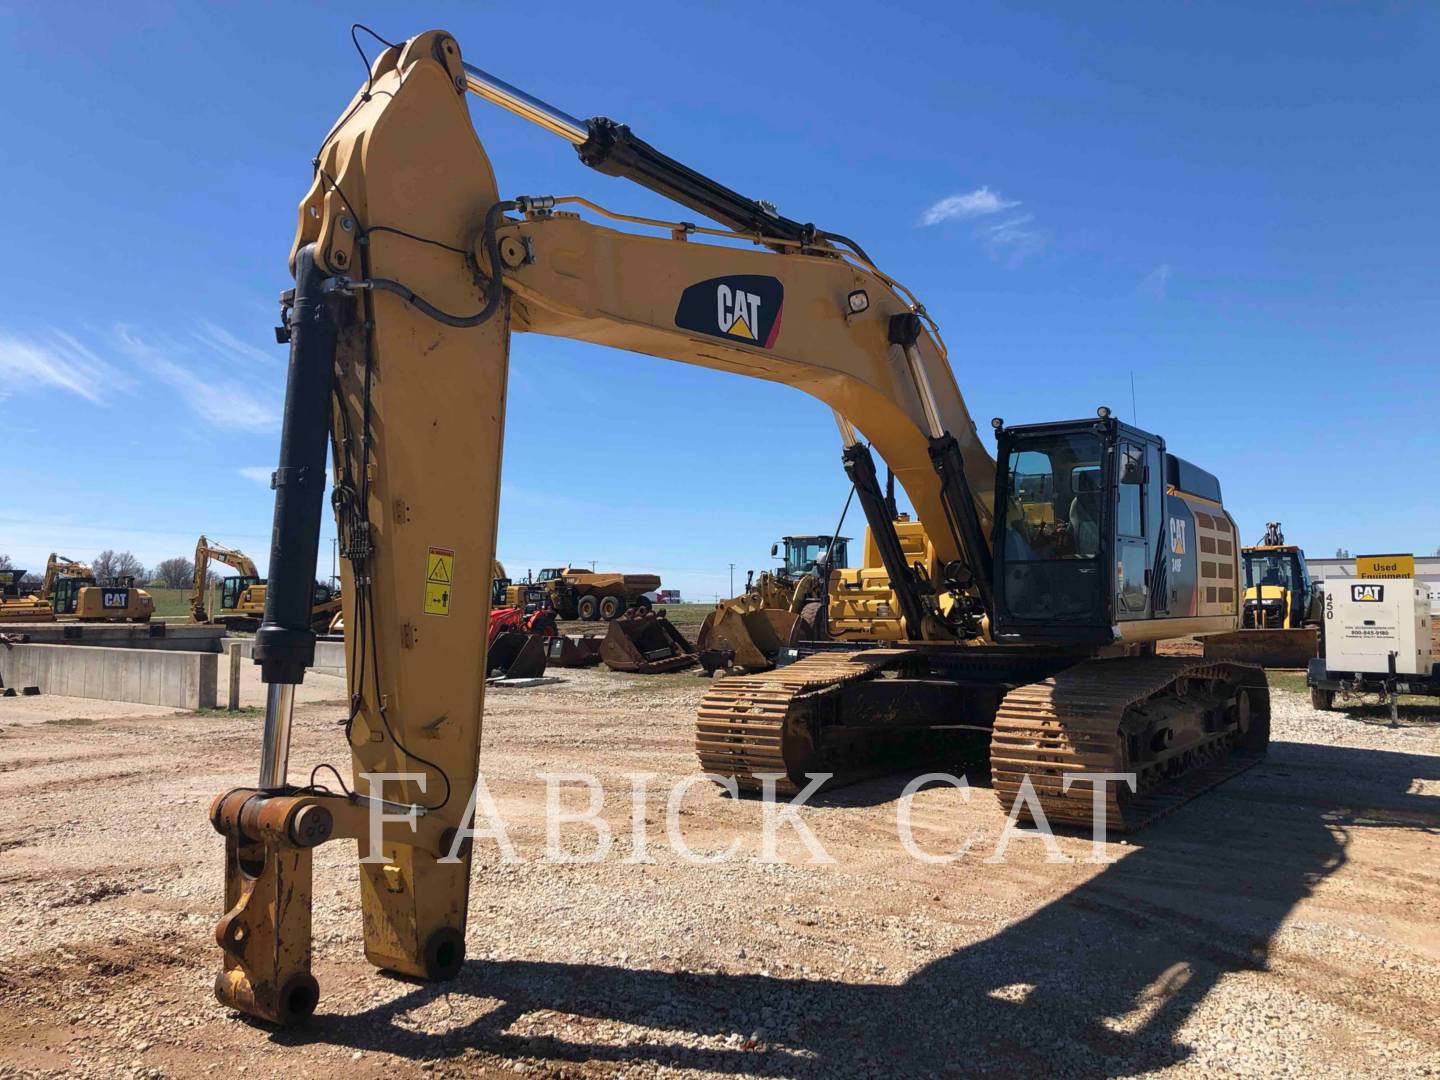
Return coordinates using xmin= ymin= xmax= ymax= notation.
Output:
xmin=0 ymin=667 xmax=1436 ymax=1079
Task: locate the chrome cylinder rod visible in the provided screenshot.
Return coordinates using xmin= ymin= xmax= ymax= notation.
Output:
xmin=832 ymin=410 xmax=861 ymax=449
xmin=462 ymin=62 xmax=589 ymax=144
xmin=902 ymin=344 xmax=946 ymax=439
xmin=259 ymin=682 xmax=297 ymax=790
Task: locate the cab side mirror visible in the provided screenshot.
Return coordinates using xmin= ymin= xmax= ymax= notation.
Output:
xmin=770 ymin=543 xmax=779 ymax=557
xmin=1121 ymin=449 xmax=1145 ymax=485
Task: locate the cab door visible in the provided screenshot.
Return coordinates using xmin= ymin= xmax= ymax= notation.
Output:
xmin=1114 ymin=441 xmax=1150 ymax=619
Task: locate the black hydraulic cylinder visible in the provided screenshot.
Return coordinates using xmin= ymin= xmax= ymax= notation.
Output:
xmin=842 ymin=443 xmax=928 ymax=641
xmin=927 ymin=434 xmax=996 ymax=622
xmin=254 ymin=244 xmax=338 ymax=684
xmin=577 ymin=118 xmax=817 ymax=244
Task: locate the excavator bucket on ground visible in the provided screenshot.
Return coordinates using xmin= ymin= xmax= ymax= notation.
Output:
xmin=600 ymin=609 xmax=697 ymax=674
xmin=545 ymin=634 xmax=603 ymax=667
xmin=696 ymin=605 xmax=808 ymax=675
xmin=486 ymin=632 xmax=549 ymax=680
xmin=1199 ymin=627 xmax=1319 ymax=669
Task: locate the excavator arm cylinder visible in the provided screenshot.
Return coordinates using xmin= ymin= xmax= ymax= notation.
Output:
xmin=253 ymin=245 xmax=340 ymax=789
xmin=842 ymin=442 xmax=928 ymax=640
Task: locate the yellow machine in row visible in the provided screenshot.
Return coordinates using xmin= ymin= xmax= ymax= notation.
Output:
xmin=0 ymin=569 xmax=54 ymax=622
xmin=192 ymin=535 xmax=341 ymax=633
xmin=212 ymin=30 xmax=1267 ymax=1024
xmin=41 ymin=553 xmax=153 ymax=623
xmin=1201 ymin=523 xmax=1320 ymax=668
xmin=695 ymin=535 xmax=843 ymax=674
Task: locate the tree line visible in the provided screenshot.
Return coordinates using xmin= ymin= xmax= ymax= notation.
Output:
xmin=0 ymin=551 xmax=220 ymax=589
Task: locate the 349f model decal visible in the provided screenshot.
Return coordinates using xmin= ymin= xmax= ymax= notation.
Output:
xmin=674 ymin=275 xmax=784 ymax=348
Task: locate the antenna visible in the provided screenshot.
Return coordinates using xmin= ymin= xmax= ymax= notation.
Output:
xmin=1130 ymin=370 xmax=1138 ymax=424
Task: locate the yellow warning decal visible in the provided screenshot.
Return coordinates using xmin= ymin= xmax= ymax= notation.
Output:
xmin=424 ymin=547 xmax=454 ymax=616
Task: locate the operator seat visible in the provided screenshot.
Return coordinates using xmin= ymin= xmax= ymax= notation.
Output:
xmin=1069 ymin=471 xmax=1101 ymax=557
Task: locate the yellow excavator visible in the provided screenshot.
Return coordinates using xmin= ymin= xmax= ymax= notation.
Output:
xmin=42 ymin=553 xmax=153 ymax=622
xmin=210 ymin=30 xmax=1268 ymax=1024
xmin=193 ymin=535 xmax=341 ymax=633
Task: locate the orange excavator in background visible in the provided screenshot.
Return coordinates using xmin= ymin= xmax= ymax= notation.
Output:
xmin=210 ymin=29 xmax=1268 ymax=1024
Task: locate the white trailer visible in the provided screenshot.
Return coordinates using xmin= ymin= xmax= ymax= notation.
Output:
xmin=1306 ymin=577 xmax=1439 ymax=716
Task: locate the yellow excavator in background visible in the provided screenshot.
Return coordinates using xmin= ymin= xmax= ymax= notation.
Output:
xmin=42 ymin=553 xmax=153 ymax=622
xmin=192 ymin=535 xmax=264 ymax=628
xmin=193 ymin=535 xmax=342 ymax=633
xmin=210 ymin=30 xmax=1268 ymax=1024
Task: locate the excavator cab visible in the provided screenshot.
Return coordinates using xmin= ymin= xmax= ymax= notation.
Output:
xmin=219 ymin=575 xmax=264 ymax=612
xmin=991 ymin=415 xmax=1215 ymax=646
xmin=50 ymin=575 xmax=92 ymax=616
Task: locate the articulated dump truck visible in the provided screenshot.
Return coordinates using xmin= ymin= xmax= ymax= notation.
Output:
xmin=524 ymin=566 xmax=661 ymax=621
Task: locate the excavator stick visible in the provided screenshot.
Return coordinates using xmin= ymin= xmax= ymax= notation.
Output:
xmin=213 ymin=31 xmax=508 ymax=1023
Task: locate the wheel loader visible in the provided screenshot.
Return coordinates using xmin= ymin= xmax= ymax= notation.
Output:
xmin=211 ymin=29 xmax=1269 ymax=1024
xmin=696 ymin=534 xmax=848 ymax=674
xmin=1201 ymin=524 xmax=1319 ymax=668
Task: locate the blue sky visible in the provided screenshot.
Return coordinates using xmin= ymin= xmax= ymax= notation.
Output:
xmin=1 ymin=2 xmax=1435 ymax=598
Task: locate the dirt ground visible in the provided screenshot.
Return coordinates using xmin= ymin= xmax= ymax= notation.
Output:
xmin=0 ymin=665 xmax=1437 ymax=1079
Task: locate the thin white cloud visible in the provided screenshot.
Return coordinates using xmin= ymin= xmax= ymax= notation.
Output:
xmin=919 ymin=186 xmax=1020 ymax=226
xmin=980 ymin=212 xmax=1047 ymax=265
xmin=237 ymin=466 xmax=274 ymax=485
xmin=0 ymin=330 xmax=131 ymax=404
xmin=1137 ymin=263 xmax=1173 ymax=300
xmin=193 ymin=320 xmax=280 ymax=366
xmin=115 ymin=325 xmax=281 ymax=432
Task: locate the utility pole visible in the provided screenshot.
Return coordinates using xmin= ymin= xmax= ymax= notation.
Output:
xmin=729 ymin=562 xmax=735 ymax=596
xmin=589 ymin=560 xmax=597 ymax=572
xmin=331 ymin=537 xmax=338 ymax=585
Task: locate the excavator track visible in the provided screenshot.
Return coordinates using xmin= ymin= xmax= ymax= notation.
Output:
xmin=990 ymin=657 xmax=1269 ymax=833
xmin=696 ymin=648 xmax=911 ymax=794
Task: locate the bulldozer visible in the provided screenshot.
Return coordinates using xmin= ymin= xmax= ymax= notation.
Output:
xmin=0 ymin=569 xmax=55 ymax=622
xmin=695 ymin=534 xmax=848 ymax=675
xmin=43 ymin=553 xmax=154 ymax=623
xmin=210 ymin=30 xmax=1269 ymax=1024
xmin=1201 ymin=523 xmax=1319 ymax=668
xmin=194 ymin=535 xmax=340 ymax=633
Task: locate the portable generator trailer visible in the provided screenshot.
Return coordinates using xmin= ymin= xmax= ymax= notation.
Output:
xmin=1306 ymin=575 xmax=1439 ymax=720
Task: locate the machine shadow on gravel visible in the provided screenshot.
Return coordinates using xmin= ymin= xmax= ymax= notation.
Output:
xmin=282 ymin=742 xmax=1438 ymax=1076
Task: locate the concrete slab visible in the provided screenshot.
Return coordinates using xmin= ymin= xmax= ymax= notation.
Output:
xmin=228 ymin=637 xmax=345 ymax=677
xmin=0 ymin=621 xmax=228 ymax=653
